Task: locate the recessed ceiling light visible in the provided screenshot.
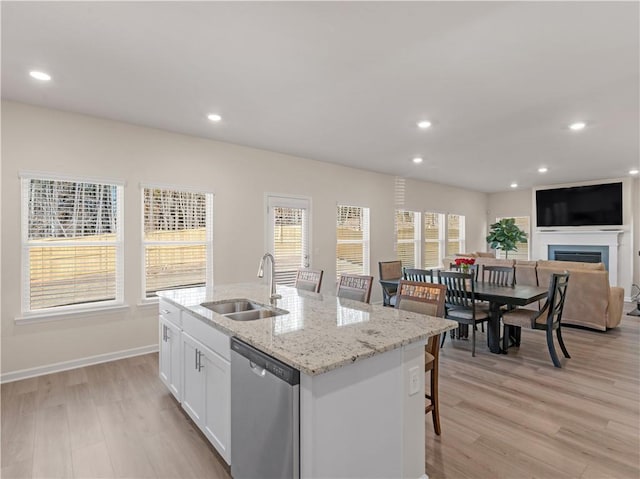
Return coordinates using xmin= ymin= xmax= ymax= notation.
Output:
xmin=412 ymin=157 xmax=423 ymax=164
xmin=510 ymin=182 xmax=518 ymax=188
xmin=207 ymin=113 xmax=222 ymax=122
xmin=569 ymin=121 xmax=586 ymax=131
xmin=538 ymin=167 xmax=548 ymax=173
xmin=417 ymin=121 xmax=432 ymax=129
xmin=29 ymin=70 xmax=51 ymax=81
xmin=630 ymin=168 xmax=639 ymax=175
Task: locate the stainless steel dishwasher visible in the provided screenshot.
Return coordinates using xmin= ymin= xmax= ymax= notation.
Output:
xmin=230 ymin=338 xmax=300 ymax=479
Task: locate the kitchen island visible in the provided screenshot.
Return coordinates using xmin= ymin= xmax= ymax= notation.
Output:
xmin=158 ymin=283 xmax=457 ymax=479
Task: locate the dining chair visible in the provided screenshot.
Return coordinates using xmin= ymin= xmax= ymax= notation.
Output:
xmin=480 ymin=265 xmax=515 ymax=286
xmin=501 ymin=272 xmax=571 ymax=368
xmin=438 ymin=270 xmax=490 ymax=357
xmin=294 ymin=268 xmax=324 ymax=293
xmin=403 ymin=267 xmax=436 ymax=283
xmin=449 ymin=263 xmax=478 ymax=281
xmin=395 ymin=280 xmax=446 ymax=435
xmin=337 ymin=274 xmax=373 ymax=303
xmin=379 ymin=260 xmax=402 ymax=306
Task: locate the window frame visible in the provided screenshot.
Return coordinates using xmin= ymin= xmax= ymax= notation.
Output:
xmin=265 ymin=193 xmax=312 ymax=287
xmin=336 ymin=204 xmax=371 ymax=280
xmin=423 ymin=211 xmax=445 ymax=269
xmin=141 ymin=183 xmax=214 ymax=302
xmin=446 ymin=213 xmax=466 ymax=257
xmin=395 ymin=210 xmax=421 ymax=268
xmin=20 ymin=172 xmax=125 ymax=318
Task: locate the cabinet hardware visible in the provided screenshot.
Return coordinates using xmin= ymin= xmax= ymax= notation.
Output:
xmin=195 ymin=348 xmax=199 ymax=370
xmin=162 ymin=324 xmax=167 ymax=342
xmin=198 ymin=351 xmax=204 ymax=371
xmin=161 ymin=309 xmax=170 ymax=315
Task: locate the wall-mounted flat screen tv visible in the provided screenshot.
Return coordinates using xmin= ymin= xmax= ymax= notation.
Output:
xmin=536 ymin=182 xmax=623 ymax=227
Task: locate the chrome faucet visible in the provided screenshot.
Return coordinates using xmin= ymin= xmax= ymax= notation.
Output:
xmin=257 ymin=253 xmax=281 ymax=306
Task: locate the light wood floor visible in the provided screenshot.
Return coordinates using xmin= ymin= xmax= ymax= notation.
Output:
xmin=2 ymin=310 xmax=639 ymax=479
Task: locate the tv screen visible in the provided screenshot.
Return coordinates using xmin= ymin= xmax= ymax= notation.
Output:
xmin=536 ymin=183 xmax=623 ymax=227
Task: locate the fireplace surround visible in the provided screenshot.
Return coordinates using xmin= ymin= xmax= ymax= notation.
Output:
xmin=536 ymin=230 xmax=622 ymax=287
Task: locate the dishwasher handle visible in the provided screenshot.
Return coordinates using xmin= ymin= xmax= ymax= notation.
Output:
xmin=249 ymin=361 xmax=266 ymax=377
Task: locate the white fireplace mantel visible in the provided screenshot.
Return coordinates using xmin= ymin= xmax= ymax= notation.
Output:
xmin=535 ymin=230 xmax=623 ymax=286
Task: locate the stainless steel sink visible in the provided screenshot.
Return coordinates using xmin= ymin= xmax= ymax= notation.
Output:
xmin=201 ymin=299 xmax=288 ymax=321
xmin=201 ymin=299 xmax=264 ymax=314
xmin=225 ymin=307 xmax=288 ymax=321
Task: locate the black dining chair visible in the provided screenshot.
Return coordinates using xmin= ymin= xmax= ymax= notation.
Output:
xmin=438 ymin=270 xmax=490 ymax=357
xmin=480 ymin=265 xmax=515 ymax=287
xmin=403 ymin=267 xmax=436 ymax=283
xmin=501 ymin=272 xmax=571 ymax=367
xmin=379 ymin=260 xmax=402 ymax=306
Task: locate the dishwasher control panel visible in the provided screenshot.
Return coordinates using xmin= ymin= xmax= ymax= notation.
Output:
xmin=231 ymin=338 xmax=300 ymax=385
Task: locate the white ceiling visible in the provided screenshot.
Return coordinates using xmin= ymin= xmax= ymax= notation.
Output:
xmin=2 ymin=1 xmax=638 ymax=193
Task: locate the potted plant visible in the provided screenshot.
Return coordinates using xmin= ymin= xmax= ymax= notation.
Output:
xmin=486 ymin=218 xmax=527 ymax=259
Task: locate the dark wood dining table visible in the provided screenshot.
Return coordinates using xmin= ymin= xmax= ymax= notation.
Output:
xmin=378 ymin=278 xmax=548 ymax=354
xmin=472 ymin=282 xmax=547 ymax=354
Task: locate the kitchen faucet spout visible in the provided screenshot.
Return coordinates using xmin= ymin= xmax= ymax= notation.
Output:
xmin=257 ymin=253 xmax=281 ymax=306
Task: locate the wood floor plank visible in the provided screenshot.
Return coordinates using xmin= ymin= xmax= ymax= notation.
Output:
xmin=32 ymin=404 xmax=73 ymax=479
xmin=70 ymin=441 xmax=115 ymax=479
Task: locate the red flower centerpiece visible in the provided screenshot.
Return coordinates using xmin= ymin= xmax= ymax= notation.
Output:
xmin=454 ymin=257 xmax=475 ymax=273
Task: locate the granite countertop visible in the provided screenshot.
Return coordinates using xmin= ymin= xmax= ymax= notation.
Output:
xmin=158 ymin=282 xmax=457 ymax=376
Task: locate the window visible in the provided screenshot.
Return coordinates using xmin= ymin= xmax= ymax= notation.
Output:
xmin=395 ymin=210 xmax=420 ymax=268
xmin=267 ymin=195 xmax=310 ymax=286
xmin=143 ymin=186 xmax=213 ymax=298
xmin=22 ymin=175 xmax=123 ymax=313
xmin=336 ymin=205 xmax=370 ymax=279
xmin=446 ymin=214 xmax=465 ymax=256
xmin=495 ymin=216 xmax=530 ymax=260
xmin=423 ymin=212 xmax=444 ymax=268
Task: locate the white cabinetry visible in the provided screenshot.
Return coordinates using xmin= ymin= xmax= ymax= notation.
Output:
xmin=159 ymin=316 xmax=182 ymax=401
xmin=181 ymin=331 xmax=231 ymax=463
xmin=159 ymin=300 xmax=182 ymax=402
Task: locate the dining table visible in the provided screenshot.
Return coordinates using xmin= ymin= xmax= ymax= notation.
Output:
xmin=377 ymin=277 xmax=548 ymax=354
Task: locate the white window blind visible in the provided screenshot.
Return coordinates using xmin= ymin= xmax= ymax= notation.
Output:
xmin=495 ymin=216 xmax=530 ymax=260
xmin=395 ymin=210 xmax=420 ymax=268
xmin=446 ymin=214 xmax=465 ymax=257
xmin=143 ymin=187 xmax=213 ymax=297
xmin=336 ymin=205 xmax=370 ymax=280
xmin=22 ymin=177 xmax=123 ymax=312
xmin=423 ymin=212 xmax=444 ymax=268
xmin=271 ymin=205 xmax=309 ymax=286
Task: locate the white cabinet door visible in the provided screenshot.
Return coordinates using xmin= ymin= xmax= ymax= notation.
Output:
xmin=202 ymin=347 xmax=231 ymax=464
xmin=159 ymin=316 xmax=182 ymax=401
xmin=181 ymin=333 xmax=205 ymax=425
xmin=159 ymin=318 xmax=172 ymax=387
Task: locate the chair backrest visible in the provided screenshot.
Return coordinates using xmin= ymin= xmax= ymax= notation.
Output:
xmin=448 ymin=263 xmax=478 ymax=281
xmin=379 ymin=261 xmax=402 ymax=281
xmin=337 ymin=274 xmax=373 ymax=303
xmin=536 ymin=272 xmax=570 ymax=328
xmin=403 ymin=268 xmax=436 ymax=284
xmin=395 ymin=280 xmax=446 ymax=317
xmin=294 ymin=269 xmax=324 ymax=293
xmin=438 ymin=270 xmax=475 ymax=309
xmin=481 ymin=265 xmax=515 ymax=287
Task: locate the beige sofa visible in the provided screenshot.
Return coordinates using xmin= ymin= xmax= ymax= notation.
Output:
xmin=443 ymin=254 xmax=624 ymax=331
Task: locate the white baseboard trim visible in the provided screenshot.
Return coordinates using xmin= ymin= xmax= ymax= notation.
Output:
xmin=1 ymin=344 xmax=159 ymax=384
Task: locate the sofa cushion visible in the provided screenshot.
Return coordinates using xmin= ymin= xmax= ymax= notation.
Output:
xmin=536 ymin=260 xmax=604 ymax=271
xmin=537 ymin=266 xmax=610 ymax=331
xmin=515 ymin=260 xmax=538 ymax=287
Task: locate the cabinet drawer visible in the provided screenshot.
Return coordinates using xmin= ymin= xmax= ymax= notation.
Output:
xmin=183 ymin=312 xmax=230 ymax=361
xmin=159 ymin=299 xmax=182 ymax=327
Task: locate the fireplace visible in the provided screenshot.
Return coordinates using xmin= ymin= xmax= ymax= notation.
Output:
xmin=548 ymin=244 xmax=608 ymax=269
xmin=536 ymin=230 xmax=621 ymax=287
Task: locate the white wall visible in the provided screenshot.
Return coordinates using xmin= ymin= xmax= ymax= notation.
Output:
xmin=634 ymin=177 xmax=639 ymax=287
xmin=1 ymin=101 xmax=488 ymax=375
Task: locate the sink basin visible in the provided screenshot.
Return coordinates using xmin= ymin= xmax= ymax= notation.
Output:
xmin=225 ymin=307 xmax=288 ymax=321
xmin=201 ymin=299 xmax=264 ymax=314
xmin=201 ymin=298 xmax=288 ymax=321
